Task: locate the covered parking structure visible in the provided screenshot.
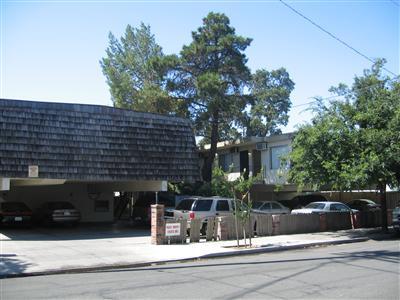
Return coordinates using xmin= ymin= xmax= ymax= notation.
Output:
xmin=0 ymin=98 xmax=199 ymax=223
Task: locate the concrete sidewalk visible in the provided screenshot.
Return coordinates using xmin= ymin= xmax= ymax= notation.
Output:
xmin=0 ymin=227 xmax=391 ymax=278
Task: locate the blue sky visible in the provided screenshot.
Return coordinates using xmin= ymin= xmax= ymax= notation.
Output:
xmin=1 ymin=0 xmax=399 ymax=133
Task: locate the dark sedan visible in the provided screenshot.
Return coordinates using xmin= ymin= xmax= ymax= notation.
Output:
xmin=348 ymin=199 xmax=380 ymax=212
xmin=36 ymin=201 xmax=81 ymax=226
xmin=0 ymin=202 xmax=33 ymax=227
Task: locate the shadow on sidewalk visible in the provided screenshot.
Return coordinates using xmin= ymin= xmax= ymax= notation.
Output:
xmin=0 ymin=254 xmax=32 ymax=278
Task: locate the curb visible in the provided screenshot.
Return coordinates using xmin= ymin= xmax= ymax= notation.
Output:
xmin=201 ymin=237 xmax=369 ymax=258
xmin=0 ymin=237 xmax=368 ymax=279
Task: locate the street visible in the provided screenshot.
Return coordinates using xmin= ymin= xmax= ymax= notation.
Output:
xmin=1 ymin=239 xmax=399 ymax=299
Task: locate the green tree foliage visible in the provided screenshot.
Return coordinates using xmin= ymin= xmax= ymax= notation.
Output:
xmin=100 ymin=23 xmax=176 ymax=114
xmin=212 ymin=166 xmax=262 ymax=247
xmin=101 ymin=13 xmax=295 ymax=182
xmin=170 ymin=12 xmax=252 ymax=181
xmin=289 ymin=60 xmax=400 ymax=230
xmin=167 ymin=12 xmax=294 ymax=181
xmin=245 ymin=68 xmax=294 ymax=137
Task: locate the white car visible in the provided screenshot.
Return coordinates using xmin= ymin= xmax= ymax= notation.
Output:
xmin=251 ymin=201 xmax=290 ymax=214
xmin=172 ymin=196 xmax=235 ymax=233
xmin=291 ymin=201 xmax=357 ymax=214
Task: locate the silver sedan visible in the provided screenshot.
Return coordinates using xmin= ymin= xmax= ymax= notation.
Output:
xmin=291 ymin=201 xmax=357 ymax=214
xmin=251 ymin=201 xmax=290 ymax=214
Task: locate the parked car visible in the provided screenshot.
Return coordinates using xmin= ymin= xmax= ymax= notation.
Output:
xmin=167 ymin=197 xmax=199 ymax=218
xmin=0 ymin=202 xmax=33 ymax=227
xmin=130 ymin=192 xmax=177 ymax=225
xmin=172 ymin=196 xmax=235 ymax=233
xmin=392 ymin=206 xmax=400 ymax=234
xmin=164 ymin=197 xmax=199 ymax=219
xmin=36 ymin=201 xmax=81 ymax=226
xmin=283 ymin=194 xmax=328 ymax=209
xmin=251 ymin=201 xmax=290 ymax=214
xmin=291 ymin=201 xmax=357 ymax=214
xmin=348 ymin=199 xmax=380 ymax=212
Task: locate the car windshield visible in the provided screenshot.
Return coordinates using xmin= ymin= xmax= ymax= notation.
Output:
xmin=175 ymin=199 xmax=195 ymax=210
xmin=363 ymin=200 xmax=377 ymax=205
xmin=305 ymin=203 xmax=326 ymax=209
xmin=1 ymin=202 xmax=30 ymax=212
xmin=192 ymin=200 xmax=213 ymax=211
xmin=252 ymin=202 xmax=264 ymax=209
xmin=47 ymin=202 xmax=74 ymax=210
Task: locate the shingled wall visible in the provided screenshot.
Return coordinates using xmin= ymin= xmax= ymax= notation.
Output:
xmin=0 ymin=99 xmax=199 ymax=182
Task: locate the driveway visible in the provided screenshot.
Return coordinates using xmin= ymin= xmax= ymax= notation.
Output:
xmin=1 ymin=225 xmax=392 ymax=278
xmin=1 ymin=223 xmax=151 ymax=275
xmin=0 ymin=223 xmax=150 ymax=241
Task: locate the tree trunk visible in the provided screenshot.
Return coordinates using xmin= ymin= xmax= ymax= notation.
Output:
xmin=248 ymin=192 xmax=252 ymax=247
xmin=234 ymin=197 xmax=240 ymax=247
xmin=379 ymin=182 xmax=388 ymax=232
xmin=202 ymin=111 xmax=219 ymax=182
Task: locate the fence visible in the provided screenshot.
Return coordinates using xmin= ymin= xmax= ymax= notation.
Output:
xmin=156 ymin=210 xmax=386 ymax=245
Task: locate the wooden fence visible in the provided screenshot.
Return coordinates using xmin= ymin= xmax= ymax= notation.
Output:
xmin=162 ymin=210 xmax=385 ymax=244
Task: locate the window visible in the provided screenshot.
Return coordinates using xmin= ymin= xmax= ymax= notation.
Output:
xmin=1 ymin=202 xmax=30 ymax=212
xmin=218 ymin=153 xmax=234 ymax=172
xmin=261 ymin=203 xmax=271 ymax=211
xmin=305 ymin=203 xmax=326 ymax=210
xmin=270 ymin=145 xmax=290 ymax=170
xmin=47 ymin=202 xmax=74 ymax=210
xmin=95 ymin=200 xmax=109 ymax=212
xmin=271 ymin=202 xmax=282 ymax=209
xmin=252 ymin=202 xmax=264 ymax=209
xmin=192 ymin=200 xmax=213 ymax=211
xmin=176 ymin=199 xmax=195 ymax=210
xmin=216 ymin=200 xmax=230 ymax=211
xmin=330 ymin=204 xmax=350 ymax=212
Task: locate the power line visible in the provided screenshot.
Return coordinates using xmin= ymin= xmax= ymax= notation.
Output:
xmin=279 ymin=0 xmax=398 ymax=77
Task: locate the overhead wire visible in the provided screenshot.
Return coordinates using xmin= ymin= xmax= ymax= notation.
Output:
xmin=278 ymin=0 xmax=398 ymax=77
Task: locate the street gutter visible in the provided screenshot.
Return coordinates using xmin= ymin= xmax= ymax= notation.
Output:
xmin=0 ymin=237 xmax=369 ymax=279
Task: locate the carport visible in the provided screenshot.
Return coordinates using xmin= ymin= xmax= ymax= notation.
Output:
xmin=0 ymin=98 xmax=199 ymax=224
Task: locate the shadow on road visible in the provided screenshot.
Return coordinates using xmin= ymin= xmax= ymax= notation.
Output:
xmin=90 ymin=248 xmax=400 ymax=275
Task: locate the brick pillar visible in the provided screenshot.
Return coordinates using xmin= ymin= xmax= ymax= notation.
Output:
xmin=151 ymin=204 xmax=165 ymax=245
xmin=319 ymin=213 xmax=327 ymax=232
xmin=272 ymin=215 xmax=280 ymax=235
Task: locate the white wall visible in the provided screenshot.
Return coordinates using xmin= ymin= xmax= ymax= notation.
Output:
xmin=261 ymin=140 xmax=292 ymax=185
xmin=0 ymin=183 xmax=114 ymax=222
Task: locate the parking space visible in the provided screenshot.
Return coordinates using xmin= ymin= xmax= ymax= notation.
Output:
xmin=1 ymin=222 xmax=152 ymax=276
xmin=0 ymin=222 xmax=150 ymax=242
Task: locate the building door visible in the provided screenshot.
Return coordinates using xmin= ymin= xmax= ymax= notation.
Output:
xmin=240 ymin=150 xmax=249 ymax=179
xmin=252 ymin=149 xmax=261 ymax=176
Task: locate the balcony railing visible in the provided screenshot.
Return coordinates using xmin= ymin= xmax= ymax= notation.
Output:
xmin=263 ymin=168 xmax=289 ymax=185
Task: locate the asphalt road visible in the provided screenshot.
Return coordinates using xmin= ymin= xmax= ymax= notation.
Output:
xmin=1 ymin=239 xmax=399 ymax=299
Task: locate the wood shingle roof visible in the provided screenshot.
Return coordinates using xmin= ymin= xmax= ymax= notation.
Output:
xmin=0 ymin=99 xmax=199 ymax=182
